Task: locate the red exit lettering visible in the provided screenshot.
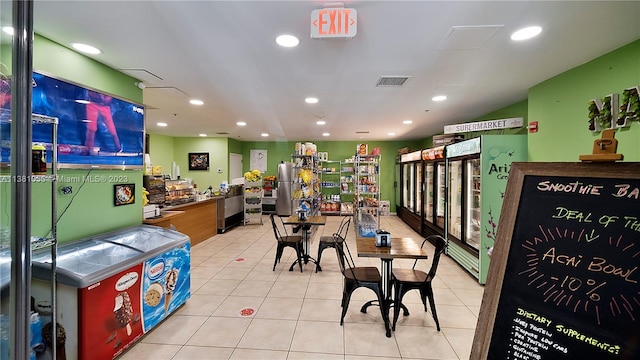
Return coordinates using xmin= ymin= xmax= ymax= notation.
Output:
xmin=311 ymin=8 xmax=357 ymax=38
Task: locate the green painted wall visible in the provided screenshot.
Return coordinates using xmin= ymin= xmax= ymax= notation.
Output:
xmin=2 ymin=34 xmax=144 ymax=243
xmin=147 ymin=133 xmax=174 ymax=175
xmin=529 ymin=39 xmax=640 ymax=162
xmin=172 ymin=137 xmax=228 ymax=190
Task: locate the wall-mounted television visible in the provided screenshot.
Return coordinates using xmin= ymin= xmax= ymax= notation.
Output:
xmin=1 ymin=71 xmax=145 ymax=169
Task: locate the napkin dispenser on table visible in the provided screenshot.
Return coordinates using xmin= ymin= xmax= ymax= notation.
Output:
xmin=375 ymin=229 xmax=391 ymax=247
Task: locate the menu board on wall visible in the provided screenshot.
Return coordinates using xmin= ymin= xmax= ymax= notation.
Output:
xmin=471 ymin=162 xmax=640 ymax=360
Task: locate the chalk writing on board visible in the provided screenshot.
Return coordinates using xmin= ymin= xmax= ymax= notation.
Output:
xmin=472 ymin=164 xmax=640 ymax=360
xmin=517 ymin=224 xmax=638 ymax=326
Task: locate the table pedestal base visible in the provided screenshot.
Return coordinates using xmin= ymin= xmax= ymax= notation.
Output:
xmin=288 ymin=227 xmax=318 ymax=271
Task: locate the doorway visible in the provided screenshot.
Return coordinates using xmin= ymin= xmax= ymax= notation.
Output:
xmin=229 ymin=153 xmax=242 ymax=182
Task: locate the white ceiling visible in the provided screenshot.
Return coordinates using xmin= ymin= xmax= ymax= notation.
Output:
xmin=18 ymin=1 xmax=640 ymax=141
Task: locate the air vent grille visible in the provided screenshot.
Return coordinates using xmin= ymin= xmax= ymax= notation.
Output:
xmin=376 ymin=76 xmax=411 ymax=87
xmin=216 ymin=132 xmax=229 ymax=135
xmin=355 ymin=131 xmax=369 ymax=134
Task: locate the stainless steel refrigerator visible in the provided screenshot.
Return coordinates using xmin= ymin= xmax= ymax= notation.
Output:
xmin=276 ymin=162 xmax=293 ymax=216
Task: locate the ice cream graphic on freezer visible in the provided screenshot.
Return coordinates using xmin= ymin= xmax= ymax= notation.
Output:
xmin=164 ymin=268 xmax=179 ymax=314
xmin=113 ymin=292 xmax=134 ymax=335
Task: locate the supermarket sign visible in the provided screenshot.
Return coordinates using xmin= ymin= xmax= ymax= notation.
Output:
xmin=311 ymin=7 xmax=357 ymax=38
xmin=444 ymin=117 xmax=523 ymax=134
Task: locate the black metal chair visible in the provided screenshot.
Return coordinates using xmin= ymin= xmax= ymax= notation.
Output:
xmin=334 ymin=235 xmax=391 ymax=337
xmin=315 ymin=216 xmax=351 ymax=272
xmin=391 ymin=235 xmax=447 ymax=331
xmin=270 ymin=214 xmax=304 ymax=272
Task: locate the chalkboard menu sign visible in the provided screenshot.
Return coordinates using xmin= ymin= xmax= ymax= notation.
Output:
xmin=471 ymin=162 xmax=640 ymax=360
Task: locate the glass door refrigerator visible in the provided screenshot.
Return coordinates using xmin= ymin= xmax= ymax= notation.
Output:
xmin=420 ymin=146 xmax=446 ymax=238
xmin=398 ymin=150 xmax=423 ymax=233
xmin=445 ymin=135 xmax=527 ymax=284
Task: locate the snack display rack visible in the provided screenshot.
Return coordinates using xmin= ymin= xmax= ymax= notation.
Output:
xmin=339 ymin=160 xmax=355 ymax=215
xmin=320 ymin=160 xmax=341 ymax=215
xmin=354 ymin=154 xmax=380 ymax=228
xmin=244 ymin=180 xmax=263 ymax=225
xmin=291 ymin=154 xmax=321 ymax=216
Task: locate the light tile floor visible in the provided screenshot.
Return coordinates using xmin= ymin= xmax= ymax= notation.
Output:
xmin=119 ymin=215 xmax=484 ymax=360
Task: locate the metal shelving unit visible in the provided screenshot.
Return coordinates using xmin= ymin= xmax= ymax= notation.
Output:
xmin=244 ymin=180 xmax=263 ymax=225
xmin=32 ymin=114 xmax=60 ymax=360
xmin=291 ymin=154 xmax=321 ymax=216
xmin=354 ymin=154 xmax=380 ymax=228
xmin=339 ymin=160 xmax=354 ymax=215
xmin=320 ymin=160 xmax=341 ymax=215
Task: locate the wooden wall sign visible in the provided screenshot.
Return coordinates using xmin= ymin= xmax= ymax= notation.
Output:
xmin=471 ymin=162 xmax=640 ymax=360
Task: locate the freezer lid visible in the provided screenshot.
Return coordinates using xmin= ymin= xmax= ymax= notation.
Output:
xmin=32 ymin=239 xmax=145 ymax=288
xmin=31 ymin=225 xmax=190 ymax=288
xmin=101 ymin=225 xmax=190 ymax=253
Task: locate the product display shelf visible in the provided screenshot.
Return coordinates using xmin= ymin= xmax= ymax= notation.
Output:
xmin=165 ymin=179 xmax=195 ymax=206
xmin=291 ymin=154 xmax=321 ymax=216
xmin=339 ymin=160 xmax=355 ymax=215
xmin=320 ymin=160 xmax=341 ymax=215
xmin=31 ymin=114 xmax=61 ymax=360
xmin=354 ymin=154 xmax=380 ymax=228
xmin=244 ymin=180 xmax=263 ymax=225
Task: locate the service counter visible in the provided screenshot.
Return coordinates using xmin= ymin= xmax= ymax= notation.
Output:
xmin=145 ymin=197 xmax=223 ymax=246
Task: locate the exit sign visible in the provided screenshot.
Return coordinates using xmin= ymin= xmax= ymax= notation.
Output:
xmin=311 ymin=8 xmax=357 ymax=39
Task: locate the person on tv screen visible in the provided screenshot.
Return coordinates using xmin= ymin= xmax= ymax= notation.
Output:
xmin=84 ymin=90 xmax=122 ymax=155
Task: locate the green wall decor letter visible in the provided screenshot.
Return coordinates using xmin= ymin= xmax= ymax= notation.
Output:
xmin=617 ymin=86 xmax=640 ymax=128
xmin=587 ymin=94 xmax=618 ymax=132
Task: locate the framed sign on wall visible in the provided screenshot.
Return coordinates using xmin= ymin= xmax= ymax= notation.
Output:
xmin=188 ymin=152 xmax=209 ymax=171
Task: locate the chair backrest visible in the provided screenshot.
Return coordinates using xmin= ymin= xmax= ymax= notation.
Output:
xmin=333 ymin=230 xmax=357 ymax=278
xmin=334 ymin=216 xmax=351 ymax=241
xmin=270 ymin=213 xmax=286 ymax=241
xmin=417 ymin=235 xmax=448 ymax=279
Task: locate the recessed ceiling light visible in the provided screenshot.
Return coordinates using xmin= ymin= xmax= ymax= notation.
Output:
xmin=511 ymin=26 xmax=542 ymax=41
xmin=261 ymin=133 xmax=269 ymax=137
xmin=305 ymin=97 xmax=318 ymax=104
xmin=403 ymin=120 xmax=413 ymax=125
xmin=316 ymin=120 xmax=326 ymax=125
xmin=237 ymin=121 xmax=247 ymax=126
xmin=388 ymin=132 xmax=396 ymax=136
xmin=189 ymin=99 xmax=204 ymax=106
xmin=2 ymin=27 xmax=14 ymax=36
xmin=276 ymin=34 xmax=299 ymax=47
xmin=322 ymin=132 xmax=330 ymax=137
xmin=432 ymin=95 xmax=447 ymax=102
xmin=71 ymin=43 xmax=102 ymax=55
xmin=157 ymin=122 xmax=168 ymax=127
xmin=199 ymin=133 xmax=207 ymax=137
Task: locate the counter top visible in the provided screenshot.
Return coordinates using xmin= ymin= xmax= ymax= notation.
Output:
xmin=163 ymin=196 xmax=223 ymax=211
xmin=143 ymin=210 xmax=186 ymax=225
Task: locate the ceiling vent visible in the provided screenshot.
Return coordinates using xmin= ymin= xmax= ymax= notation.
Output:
xmin=355 ymin=131 xmax=370 ymax=134
xmin=216 ymin=132 xmax=230 ymax=135
xmin=376 ymin=76 xmax=411 ymax=87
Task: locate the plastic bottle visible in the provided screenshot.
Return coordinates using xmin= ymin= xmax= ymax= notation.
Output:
xmin=31 ymin=143 xmax=47 ymax=174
